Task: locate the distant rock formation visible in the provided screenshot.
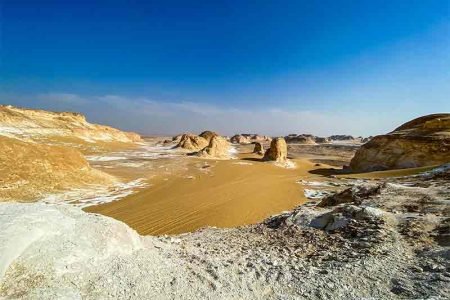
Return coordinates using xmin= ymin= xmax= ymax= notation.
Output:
xmin=175 ymin=134 xmax=209 ymax=151
xmin=263 ymin=137 xmax=287 ymax=162
xmin=361 ymin=136 xmax=373 ymax=143
xmin=199 ymin=131 xmax=219 ymax=143
xmin=230 ymin=134 xmax=250 ymax=144
xmin=253 ymin=142 xmax=264 ymax=155
xmin=329 ymin=135 xmax=356 ymax=141
xmin=350 ymin=114 xmax=450 ymax=172
xmin=196 ymin=136 xmax=231 ymax=159
xmin=285 ymin=134 xmax=316 ymax=144
xmin=284 ymin=134 xmax=330 ymax=144
xmin=315 ymin=137 xmax=331 ymax=144
xmin=230 ymin=134 xmax=271 ymax=144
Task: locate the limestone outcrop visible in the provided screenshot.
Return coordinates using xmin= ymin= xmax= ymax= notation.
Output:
xmin=350 ymin=114 xmax=450 ymax=172
xmin=176 ymin=134 xmax=209 ymax=151
xmin=0 ymin=105 xmax=142 ymax=153
xmin=199 ymin=131 xmax=219 ymax=143
xmin=263 ymin=137 xmax=287 ymax=162
xmin=285 ymin=134 xmax=331 ymax=144
xmin=196 ymin=136 xmax=231 ymax=159
xmin=285 ymin=134 xmax=316 ymax=144
xmin=230 ymin=134 xmax=271 ymax=144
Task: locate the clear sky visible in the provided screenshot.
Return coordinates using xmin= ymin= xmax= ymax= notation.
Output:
xmin=0 ymin=0 xmax=449 ymax=136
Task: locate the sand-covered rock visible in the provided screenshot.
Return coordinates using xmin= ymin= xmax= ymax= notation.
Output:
xmin=175 ymin=133 xmax=209 ymax=151
xmin=253 ymin=142 xmax=264 ymax=155
xmin=196 ymin=136 xmax=231 ymax=159
xmin=0 ymin=105 xmax=141 ymax=153
xmin=0 ymin=136 xmax=114 ymax=201
xmin=350 ymin=114 xmax=450 ymax=172
xmin=263 ymin=137 xmax=287 ymax=162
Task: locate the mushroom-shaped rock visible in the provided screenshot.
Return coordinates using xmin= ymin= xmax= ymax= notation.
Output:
xmin=176 ymin=134 xmax=209 ymax=151
xmin=263 ymin=137 xmax=287 ymax=162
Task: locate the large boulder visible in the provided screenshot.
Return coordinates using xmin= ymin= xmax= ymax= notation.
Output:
xmin=196 ymin=136 xmax=231 ymax=159
xmin=263 ymin=137 xmax=287 ymax=162
xmin=175 ymin=134 xmax=209 ymax=151
xmin=350 ymin=114 xmax=450 ymax=172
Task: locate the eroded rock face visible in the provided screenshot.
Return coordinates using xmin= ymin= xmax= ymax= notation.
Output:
xmin=285 ymin=134 xmax=316 ymax=144
xmin=253 ymin=142 xmax=264 ymax=155
xmin=175 ymin=134 xmax=209 ymax=151
xmin=263 ymin=137 xmax=287 ymax=162
xmin=196 ymin=136 xmax=231 ymax=159
xmin=350 ymin=114 xmax=450 ymax=172
xmin=199 ymin=131 xmax=219 ymax=143
xmin=285 ymin=134 xmax=330 ymax=144
xmin=0 ymin=105 xmax=142 ymax=146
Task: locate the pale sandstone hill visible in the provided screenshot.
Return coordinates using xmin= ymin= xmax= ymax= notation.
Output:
xmin=350 ymin=114 xmax=450 ymax=172
xmin=0 ymin=105 xmax=141 ymax=153
xmin=0 ymin=136 xmax=114 ymax=201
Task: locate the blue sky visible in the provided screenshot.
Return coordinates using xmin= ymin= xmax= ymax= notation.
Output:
xmin=0 ymin=0 xmax=449 ymax=135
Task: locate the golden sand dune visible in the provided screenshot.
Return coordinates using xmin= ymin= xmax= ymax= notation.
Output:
xmin=0 ymin=136 xmax=115 ymax=201
xmin=85 ymin=154 xmax=327 ymax=235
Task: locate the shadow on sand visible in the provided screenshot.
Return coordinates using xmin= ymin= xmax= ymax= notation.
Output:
xmin=308 ymin=167 xmax=352 ymax=177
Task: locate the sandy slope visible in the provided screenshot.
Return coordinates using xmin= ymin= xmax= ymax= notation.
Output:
xmin=0 ymin=105 xmax=144 ymax=201
xmin=0 ymin=136 xmax=115 ymax=201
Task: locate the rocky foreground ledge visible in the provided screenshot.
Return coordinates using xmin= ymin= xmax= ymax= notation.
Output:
xmin=1 ymin=166 xmax=449 ymax=299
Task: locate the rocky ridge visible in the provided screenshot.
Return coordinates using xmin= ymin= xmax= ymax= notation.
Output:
xmin=0 ymin=105 xmax=141 ymax=152
xmin=350 ymin=114 xmax=450 ymax=172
